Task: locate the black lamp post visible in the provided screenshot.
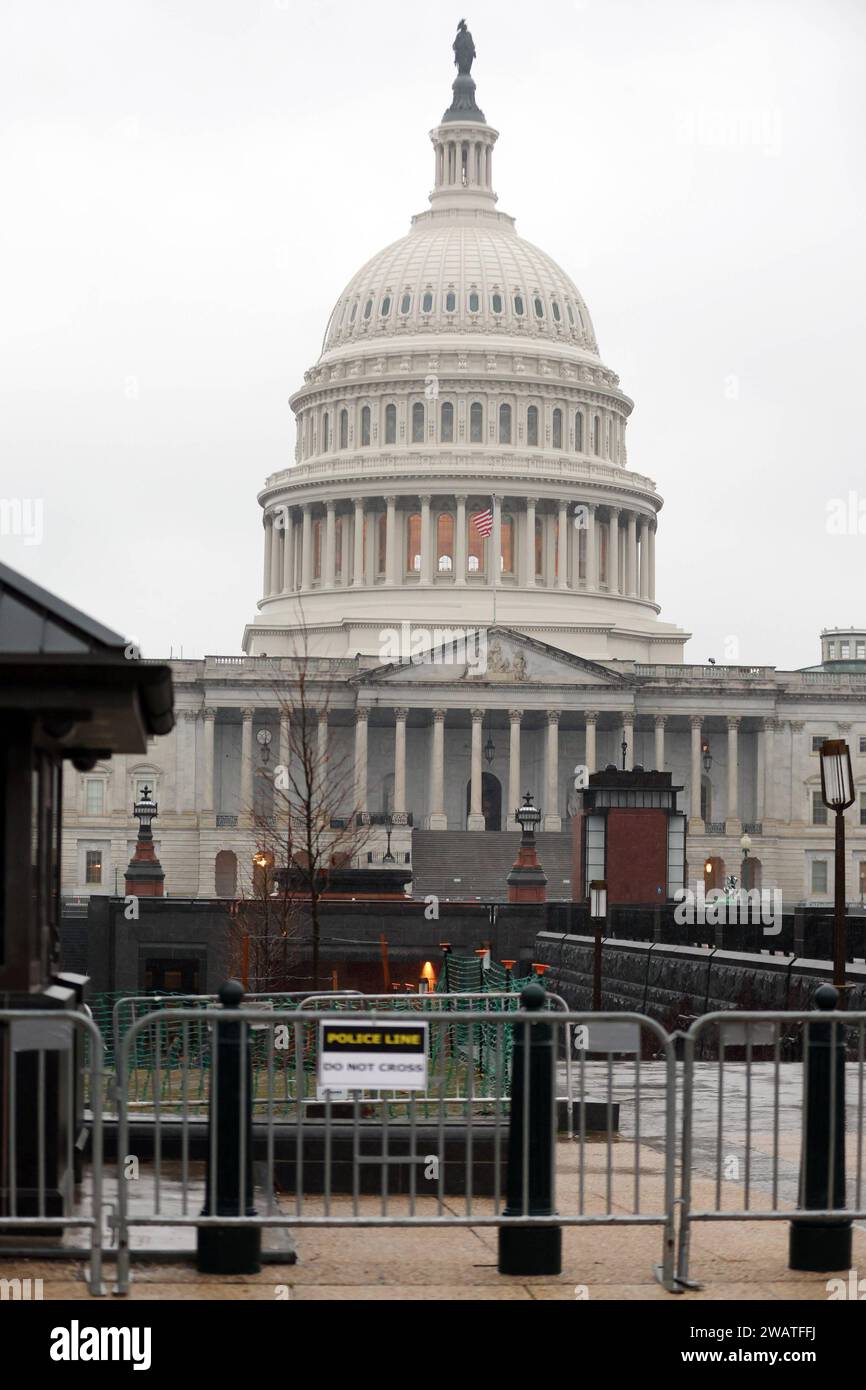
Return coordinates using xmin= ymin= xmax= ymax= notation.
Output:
xmin=819 ymin=739 xmax=855 ymax=1003
xmin=589 ymin=880 xmax=607 ymax=1011
xmin=515 ymin=790 xmax=541 ymax=844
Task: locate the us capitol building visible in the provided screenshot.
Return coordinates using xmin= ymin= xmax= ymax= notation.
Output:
xmin=61 ymin=28 xmax=866 ymax=908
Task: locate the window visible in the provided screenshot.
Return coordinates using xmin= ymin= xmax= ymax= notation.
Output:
xmin=440 ymin=401 xmax=454 ymax=442
xmin=812 ymin=790 xmax=828 ymax=825
xmin=421 ymin=290 xmax=433 ymax=313
xmin=85 ymin=780 xmax=104 ymax=816
xmin=400 ymin=292 xmax=412 ymax=315
xmin=500 ymin=515 xmax=514 ymax=574
xmin=377 ymin=514 xmax=387 ymax=575
xmin=322 ymin=412 xmax=330 ymax=452
xmin=552 ymin=300 xmax=561 ymax=322
xmin=312 ymin=518 xmax=322 ymax=579
xmin=412 ymin=401 xmax=425 ymax=443
xmin=566 ymin=303 xmax=575 ymax=326
xmin=437 ymin=513 xmax=454 ymax=572
xmin=363 ymin=298 xmax=373 ymax=320
xmin=527 ymin=405 xmax=539 ymax=446
xmin=468 ymin=291 xmax=480 ymax=313
xmin=361 ymin=405 xmax=371 ymax=447
xmin=811 ymin=736 xmax=829 ymax=752
xmin=534 ymin=517 xmax=544 ymax=578
xmin=380 ymin=295 xmax=391 ymax=317
xmin=135 ymin=778 xmax=155 ymax=802
xmin=469 ymin=401 xmax=483 ymax=443
xmin=491 ymin=292 xmax=503 ymax=314
xmin=339 ymin=409 xmax=348 ymax=449
xmin=828 ymin=643 xmax=836 ymax=658
xmin=349 ymin=301 xmax=358 ymax=324
xmin=85 ymin=850 xmax=103 ymax=885
xmin=575 ymin=411 xmax=583 ymax=451
xmin=552 ymin=408 xmax=563 ymax=449
xmin=811 ymin=860 xmax=829 ymax=894
xmin=533 ymin=296 xmax=545 ymax=319
xmin=858 ymin=642 xmax=865 ymax=659
xmin=593 ymin=415 xmax=601 ymax=455
xmin=513 ymin=293 xmax=525 ymax=316
xmin=861 ymin=792 xmax=866 ymax=826
xmin=335 ymin=517 xmax=344 ymax=579
xmin=842 ymin=642 xmax=851 ymax=658
xmin=467 ymin=515 xmax=485 ymax=575
xmin=385 ymin=404 xmax=397 ymax=444
xmin=499 ymin=403 xmax=512 ymax=444
xmin=444 ymin=290 xmax=457 ymax=313
xmin=406 ymin=512 xmax=421 ymax=572
xmin=860 ymin=738 xmax=866 ymax=754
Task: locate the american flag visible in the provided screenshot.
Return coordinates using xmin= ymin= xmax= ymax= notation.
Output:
xmin=472 ymin=506 xmax=493 ymax=538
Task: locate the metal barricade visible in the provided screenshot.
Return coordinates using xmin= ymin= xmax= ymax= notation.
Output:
xmin=0 ymin=1009 xmax=105 ymax=1294
xmin=113 ymin=1005 xmax=678 ymax=1293
xmin=677 ymin=1008 xmax=866 ymax=1287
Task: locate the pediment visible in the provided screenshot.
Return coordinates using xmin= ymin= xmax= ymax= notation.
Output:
xmin=354 ymin=626 xmax=625 ymax=687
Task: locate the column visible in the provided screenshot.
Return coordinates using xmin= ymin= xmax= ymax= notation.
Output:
xmin=491 ymin=495 xmax=502 ymax=586
xmin=352 ymin=499 xmax=365 ymax=586
xmin=468 ymin=708 xmax=485 ymax=830
xmin=393 ymin=707 xmax=408 ymax=814
xmin=763 ymin=719 xmax=777 ymax=826
xmin=626 ymin=512 xmax=637 ymax=596
xmin=507 ymin=709 xmax=522 ymax=830
xmin=324 ymin=500 xmax=336 ymax=588
xmin=301 ymin=505 xmax=312 ymax=591
xmin=263 ymin=515 xmax=273 ymax=597
xmin=420 ymin=495 xmax=433 ymax=583
xmin=622 ymin=712 xmax=634 ymax=771
xmin=544 ymin=710 xmax=561 ymax=830
xmin=278 ymin=712 xmax=290 ymax=784
xmin=428 ymin=708 xmax=447 ymax=829
xmin=648 ymin=522 xmax=656 ymax=602
xmin=180 ymin=711 xmax=198 ymax=814
xmin=556 ymin=500 xmax=568 ymax=589
xmin=525 ymin=497 xmax=537 ymax=587
xmin=726 ymin=715 xmax=741 ymax=833
xmin=638 ymin=518 xmax=649 ymax=598
xmin=354 ymin=708 xmax=368 ymax=816
xmin=270 ymin=516 xmax=283 ymax=596
xmin=582 ymin=503 xmax=596 ymax=591
xmin=240 ymin=708 xmax=254 ymax=822
xmin=654 ymin=714 xmax=666 ymax=772
xmin=756 ymin=720 xmax=766 ymax=824
xmin=282 ymin=509 xmax=294 ymax=592
xmin=455 ymin=494 xmax=467 ymax=586
xmin=202 ymin=708 xmax=216 ymax=814
xmin=584 ymin=710 xmax=598 ymax=775
xmin=690 ymin=715 xmax=704 ymax=832
xmin=385 ymin=496 xmax=397 ymax=585
xmin=608 ymin=508 xmax=619 ymax=594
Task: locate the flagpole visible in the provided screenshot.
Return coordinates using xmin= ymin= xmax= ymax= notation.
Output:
xmin=492 ymin=493 xmax=497 ymax=628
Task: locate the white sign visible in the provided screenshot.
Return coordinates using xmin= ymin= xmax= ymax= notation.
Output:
xmin=572 ymin=1022 xmax=641 ymax=1054
xmin=318 ymin=1019 xmax=428 ymax=1091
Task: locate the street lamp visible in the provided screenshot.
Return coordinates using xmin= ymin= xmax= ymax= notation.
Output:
xmin=819 ymin=739 xmax=855 ymax=1001
xmin=740 ymin=831 xmax=752 ymax=892
xmin=702 ymin=739 xmax=713 ymax=774
xmin=515 ymin=790 xmax=541 ymax=843
xmin=589 ymin=879 xmax=607 ymax=1011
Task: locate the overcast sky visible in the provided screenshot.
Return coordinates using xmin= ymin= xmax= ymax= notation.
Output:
xmin=2 ymin=0 xmax=864 ymax=668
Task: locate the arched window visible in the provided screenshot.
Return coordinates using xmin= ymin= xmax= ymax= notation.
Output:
xmin=500 ymin=515 xmax=514 ymax=574
xmin=552 ymin=408 xmax=563 ymax=449
xmin=335 ymin=516 xmax=344 ymax=579
xmin=412 ymin=401 xmax=425 ymax=443
xmin=339 ymin=409 xmax=348 ymax=450
xmin=214 ymin=850 xmax=237 ymax=899
xmin=312 ymin=518 xmax=323 ymax=580
xmin=469 ymin=401 xmax=484 ymax=443
xmin=534 ymin=296 xmax=545 ymax=319
xmin=552 ymin=300 xmax=561 ymax=322
xmin=421 ymin=290 xmax=433 ymax=313
xmin=491 ymin=292 xmax=503 ymax=314
xmin=499 ymin=403 xmax=512 ymax=444
xmin=406 ymin=512 xmax=421 ymax=572
xmin=444 ymin=290 xmax=457 ymax=313
xmin=349 ymin=301 xmax=358 ymax=325
xmin=527 ymin=405 xmax=539 ymax=447
xmin=566 ymin=302 xmax=575 ymax=326
xmin=437 ymin=513 xmax=454 ymax=572
xmin=380 ymin=295 xmax=391 ymax=317
xmin=377 ymin=514 xmax=387 ymax=575
xmin=468 ymin=514 xmax=485 ymax=574
xmin=322 ymin=411 xmax=330 ymax=452
xmin=534 ymin=516 xmax=544 ymax=579
xmin=468 ymin=290 xmax=480 ymax=313
xmin=361 ymin=405 xmax=371 ymax=447
xmin=609 ymin=417 xmax=616 ymax=459
xmin=440 ymin=400 xmax=454 ymax=442
xmin=513 ymin=293 xmax=525 ymax=316
xmin=363 ymin=298 xmax=373 ymax=320
xmin=593 ymin=415 xmax=601 ymax=455
xmin=574 ymin=411 xmax=583 ymax=452
xmin=385 ymin=404 xmax=397 ymax=444
xmin=399 ymin=292 xmax=412 ymax=315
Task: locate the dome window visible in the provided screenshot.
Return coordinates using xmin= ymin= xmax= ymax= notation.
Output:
xmin=552 ymin=408 xmax=563 ymax=449
xmin=499 ymin=403 xmax=512 ymax=445
xmin=513 ymin=293 xmax=525 ymax=316
xmin=350 ymin=301 xmax=358 ymax=325
xmin=552 ymin=300 xmax=561 ymax=323
xmin=422 ymin=291 xmax=434 ymax=313
xmin=491 ymin=292 xmax=503 ymax=315
xmin=412 ymin=401 xmax=425 ymax=443
xmin=445 ymin=290 xmax=457 ymax=313
xmin=534 ymin=297 xmax=545 ymax=319
xmin=380 ymin=296 xmax=391 ymax=317
xmin=593 ymin=415 xmax=601 ymax=456
xmin=574 ymin=411 xmax=584 ymax=452
xmin=437 ymin=513 xmax=454 ymax=572
xmin=406 ymin=513 xmax=421 ymax=573
xmin=322 ymin=412 xmax=330 ymax=452
xmin=440 ymin=401 xmax=454 ymax=443
xmin=385 ymin=404 xmax=397 ymax=445
xmin=469 ymin=401 xmax=484 ymax=443
xmin=527 ymin=405 xmax=539 ymax=447
xmin=361 ymin=406 xmax=371 ymax=447
xmin=339 ymin=409 xmax=348 ymax=450
xmin=566 ymin=303 xmax=575 ymax=326
xmin=363 ymin=298 xmax=373 ymax=320
xmin=468 ymin=291 xmax=480 ymax=313
xmin=400 ymin=293 xmax=412 ymax=315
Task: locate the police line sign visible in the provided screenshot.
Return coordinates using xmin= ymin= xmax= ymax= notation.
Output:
xmin=318 ymin=1020 xmax=428 ymax=1091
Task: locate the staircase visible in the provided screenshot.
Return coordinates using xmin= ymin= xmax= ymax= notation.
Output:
xmin=410 ymin=830 xmax=574 ymax=902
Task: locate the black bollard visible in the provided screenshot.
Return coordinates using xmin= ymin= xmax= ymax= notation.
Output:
xmin=789 ymin=983 xmax=852 ymax=1271
xmin=498 ymin=982 xmax=562 ymax=1275
xmin=197 ymin=980 xmax=261 ymax=1274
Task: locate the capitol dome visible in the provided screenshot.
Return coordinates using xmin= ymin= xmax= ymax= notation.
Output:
xmin=245 ymin=39 xmax=688 ymax=666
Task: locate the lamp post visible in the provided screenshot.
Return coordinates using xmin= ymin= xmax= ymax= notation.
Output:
xmin=507 ymin=793 xmax=548 ymax=902
xmin=589 ymin=879 xmax=607 ymax=1011
xmin=740 ymin=831 xmax=752 ymax=893
xmin=819 ymin=739 xmax=855 ymax=1003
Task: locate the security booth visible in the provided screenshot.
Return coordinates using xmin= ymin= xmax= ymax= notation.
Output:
xmin=0 ymin=560 xmax=173 ymax=1216
xmin=572 ymin=766 xmax=686 ymax=905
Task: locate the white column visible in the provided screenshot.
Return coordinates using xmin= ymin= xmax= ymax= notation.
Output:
xmin=202 ymin=708 xmax=216 ymax=814
xmin=270 ymin=517 xmax=283 ymax=596
xmin=544 ymin=710 xmax=561 ymax=830
xmin=263 ymin=515 xmax=273 ymax=597
xmin=491 ymin=495 xmax=502 ymax=586
xmin=240 ymin=708 xmax=254 ymax=822
xmin=352 ymin=499 xmax=365 ymax=586
xmin=316 ymin=710 xmax=328 ymax=809
xmin=420 ymin=495 xmax=433 ymax=583
xmin=455 ymin=494 xmax=467 ymax=586
xmin=324 ymin=500 xmax=336 ymax=588
xmin=556 ymin=500 xmax=568 ymax=589
xmin=690 ymin=715 xmax=704 ymax=831
xmin=626 ymin=512 xmax=638 ymax=596
xmin=468 ymin=708 xmax=485 ymax=830
xmin=507 ymin=708 xmax=522 ymax=830
xmin=608 ymin=507 xmax=619 ymax=594
xmin=385 ymin=496 xmax=397 ymax=585
xmin=428 ymin=708 xmax=447 ymax=829
xmin=648 ymin=522 xmax=656 ymax=602
xmin=638 ymin=518 xmax=649 ymax=598
xmin=585 ymin=503 xmax=597 ymax=591
xmin=278 ymin=712 xmax=290 ymax=783
xmin=654 ymin=714 xmax=666 ymax=772
xmin=726 ymin=715 xmax=741 ymax=832
xmin=354 ymin=708 xmax=368 ymax=815
xmin=756 ymin=720 xmax=766 ymax=823
xmin=622 ymin=712 xmax=634 ymax=771
xmin=763 ymin=719 xmax=777 ymax=826
xmin=393 ymin=707 xmax=407 ymax=814
xmin=525 ymin=497 xmax=537 ymax=586
xmin=584 ymin=710 xmax=598 ymax=775
xmin=282 ymin=509 xmax=294 ymax=592
xmin=179 ymin=713 xmax=197 ymax=814
xmin=301 ymin=505 xmax=312 ymax=591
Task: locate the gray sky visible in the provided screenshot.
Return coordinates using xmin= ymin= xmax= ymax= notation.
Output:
xmin=2 ymin=0 xmax=864 ymax=669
